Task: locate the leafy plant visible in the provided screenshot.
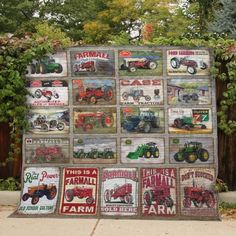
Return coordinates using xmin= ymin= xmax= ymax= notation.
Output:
xmin=214 ymin=178 xmax=229 ymax=192
xmin=0 ymin=177 xmax=21 ymax=191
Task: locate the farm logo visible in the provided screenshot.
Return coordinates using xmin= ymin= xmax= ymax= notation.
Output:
xmin=141 ymin=168 xmax=177 ymax=216
xmin=180 ymin=168 xmax=217 ymax=217
xmin=60 ymin=168 xmax=99 ymax=215
xmin=101 ymin=168 xmax=138 ymax=216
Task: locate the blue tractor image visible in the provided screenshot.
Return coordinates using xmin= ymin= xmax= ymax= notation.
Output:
xmin=122 ymin=110 xmax=160 ymax=133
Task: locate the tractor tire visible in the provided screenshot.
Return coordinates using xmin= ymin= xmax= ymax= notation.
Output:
xmin=35 ymin=63 xmax=40 ymax=74
xmin=193 ymin=200 xmax=203 ymax=208
xmin=183 ymin=124 xmax=191 ymax=130
xmin=40 ymin=63 xmax=47 ymax=74
xmin=170 ymin=57 xmax=180 ymax=69
xmin=192 ymin=93 xmax=199 ymax=101
xmin=22 ymin=193 xmax=30 ymax=201
xmin=144 ymin=150 xmax=152 ymax=158
xmin=30 ymin=64 xmax=36 ymax=74
xmin=34 ymin=89 xmax=42 ymax=98
xmin=31 ymin=195 xmax=40 ymax=205
xmin=148 ymin=61 xmax=157 ymax=70
xmin=86 ymin=197 xmax=94 ymax=204
xmin=105 ymin=152 xmax=114 ymax=159
xmin=200 ymin=62 xmax=208 ymax=70
xmin=144 ymin=95 xmax=151 ymax=101
xmin=128 ymin=66 xmax=137 ymax=72
xmin=55 ymin=64 xmax=63 ymax=73
xmin=54 ymin=93 xmax=59 ymax=99
xmin=47 ymin=186 xmax=57 ymax=200
xmin=124 ymin=194 xmax=133 ymax=204
xmin=183 ymin=197 xmax=191 ymax=208
xmin=185 ymin=152 xmax=198 ymax=163
xmin=164 ymin=196 xmax=174 ymax=208
xmin=174 ymin=152 xmax=185 ymax=162
xmin=122 ymin=92 xmax=128 ymax=100
xmin=41 ymin=123 xmax=49 ymax=132
xmin=102 ymin=114 xmax=114 ymax=128
xmin=187 ymin=66 xmax=197 ymax=75
xmin=65 ymin=189 xmax=74 ymax=202
xmin=173 ymin=118 xmax=183 ymax=129
xmin=104 ymin=189 xmax=111 ymax=203
xmin=57 ymin=122 xmax=65 ymax=131
xmin=201 ymin=124 xmax=206 ymax=129
xmin=104 ymin=89 xmax=113 ymax=101
xmin=205 ymin=192 xmax=215 ymax=208
xmin=152 ymin=148 xmax=159 ymax=158
xmin=143 ymin=190 xmax=153 ymax=206
xmin=143 ymin=122 xmax=151 ymax=133
xmin=89 ymin=96 xmax=97 ymax=104
xmin=198 ymin=148 xmax=209 ymax=162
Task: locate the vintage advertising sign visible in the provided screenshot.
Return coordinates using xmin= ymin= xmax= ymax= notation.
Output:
xmin=60 ymin=167 xmax=99 ymax=215
xmin=26 ymin=52 xmax=67 ymax=77
xmin=120 ymin=79 xmax=163 ymax=105
xmin=169 ymin=138 xmax=214 ymax=164
xmin=101 ymin=168 xmax=138 ymax=216
xmin=25 ymin=138 xmax=70 ymax=164
xmin=167 ymin=49 xmax=210 ymax=76
xmin=168 ymin=108 xmax=212 ymax=134
xmin=118 ymin=50 xmax=163 ymax=76
xmin=70 ymin=50 xmax=115 ymax=76
xmin=121 ymin=138 xmax=164 ymax=164
xmin=73 ymin=108 xmax=116 ymax=134
xmin=73 ymin=138 xmax=117 ymax=164
xmin=141 ymin=168 xmax=177 ymax=217
xmin=180 ymin=168 xmax=217 ymax=217
xmin=17 ymin=167 xmax=59 ymax=214
xmin=73 ymin=79 xmax=116 ymax=105
xmin=27 ymin=80 xmax=68 ymax=107
xmin=121 ymin=107 xmax=165 ymax=133
xmin=27 ymin=108 xmax=69 ymax=134
xmin=167 ymin=79 xmax=211 ymax=105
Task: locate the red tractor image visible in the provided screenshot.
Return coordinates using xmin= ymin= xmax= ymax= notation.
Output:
xmin=104 ymin=183 xmax=133 ymax=204
xmin=76 ymin=85 xmax=113 ymax=104
xmin=143 ymin=186 xmax=174 ymax=207
xmin=32 ymin=88 xmax=59 ymax=101
xmin=75 ymin=111 xmax=114 ymax=131
xmin=31 ymin=145 xmax=64 ymax=162
xmin=183 ymin=185 xmax=215 ymax=208
xmin=22 ymin=184 xmax=57 ymax=205
xmin=120 ymin=57 xmax=158 ymax=72
xmin=73 ymin=61 xmax=95 ymax=72
xmin=170 ymin=57 xmax=208 ymax=75
xmin=65 ymin=187 xmax=94 ymax=204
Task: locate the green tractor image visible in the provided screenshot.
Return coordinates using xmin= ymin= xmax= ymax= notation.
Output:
xmin=30 ymin=56 xmax=63 ymax=74
xmin=73 ymin=149 xmax=86 ymax=158
xmin=174 ymin=142 xmax=209 ymax=163
xmin=173 ymin=116 xmax=207 ymax=130
xmin=127 ymin=142 xmax=159 ymax=159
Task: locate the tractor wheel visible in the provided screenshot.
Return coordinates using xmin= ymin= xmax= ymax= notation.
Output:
xmin=153 ymin=148 xmax=159 ymax=158
xmin=120 ymin=64 xmax=126 ymax=70
xmin=57 ymin=122 xmax=65 ymax=131
xmin=41 ymin=123 xmax=49 ymax=132
xmin=184 ymin=125 xmax=191 ymax=131
xmin=185 ymin=152 xmax=198 ymax=163
xmin=54 ymin=93 xmax=59 ymax=99
xmin=40 ymin=63 xmax=47 ymax=74
xmin=170 ymin=58 xmax=180 ymax=69
xmin=164 ymin=196 xmax=174 ymax=208
xmin=128 ymin=66 xmax=137 ymax=72
xmin=144 ymin=95 xmax=151 ymax=101
xmin=173 ymin=118 xmax=183 ymax=129
xmin=200 ymin=62 xmax=208 ymax=70
xmin=143 ymin=190 xmax=152 ymax=206
xmin=198 ymin=148 xmax=209 ymax=162
xmin=187 ymin=66 xmax=197 ymax=75
xmin=34 ymin=89 xmax=42 ymax=98
xmin=47 ymin=187 xmax=57 ymax=200
xmin=144 ymin=150 xmax=152 ymax=158
xmin=102 ymin=114 xmax=114 ymax=128
xmin=89 ymin=96 xmax=97 ymax=104
xmin=143 ymin=122 xmax=151 ymax=133
xmin=104 ymin=190 xmax=111 ymax=203
xmin=192 ymin=93 xmax=199 ymax=101
xmin=183 ymin=197 xmax=191 ymax=208
xmin=55 ymin=64 xmax=63 ymax=73
xmin=124 ymin=194 xmax=133 ymax=204
xmin=148 ymin=61 xmax=157 ymax=70
xmin=105 ymin=152 xmax=114 ymax=159
xmin=35 ymin=63 xmax=40 ymax=74
xmin=193 ymin=200 xmax=203 ymax=208
xmin=201 ymin=124 xmax=206 ymax=129
xmin=104 ymin=89 xmax=113 ymax=101
xmin=174 ymin=152 xmax=185 ymax=162
xmin=45 ymin=155 xmax=52 ymax=162
xmin=22 ymin=193 xmax=30 ymax=201
xmin=205 ymin=192 xmax=215 ymax=208
xmin=30 ymin=64 xmax=36 ymax=74
xmin=86 ymin=197 xmax=94 ymax=204
xmin=65 ymin=189 xmax=74 ymax=202
xmin=31 ymin=195 xmax=39 ymax=205
xmin=122 ymin=92 xmax=128 ymax=100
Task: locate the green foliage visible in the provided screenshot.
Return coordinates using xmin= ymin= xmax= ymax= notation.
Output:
xmin=0 ymin=177 xmax=21 ymax=191
xmin=214 ymin=178 xmax=229 ymax=192
xmin=219 ymin=202 xmax=236 ymax=210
